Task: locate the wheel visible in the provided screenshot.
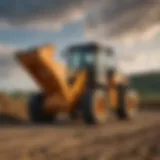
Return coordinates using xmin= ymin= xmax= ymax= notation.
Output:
xmin=28 ymin=93 xmax=55 ymax=124
xmin=82 ymin=90 xmax=109 ymax=124
xmin=117 ymin=85 xmax=139 ymax=120
xmin=69 ymin=110 xmax=80 ymax=120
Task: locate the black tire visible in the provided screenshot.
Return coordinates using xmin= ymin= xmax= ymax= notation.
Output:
xmin=28 ymin=93 xmax=55 ymax=124
xmin=69 ymin=110 xmax=79 ymax=120
xmin=117 ymin=85 xmax=138 ymax=120
xmin=82 ymin=90 xmax=108 ymax=125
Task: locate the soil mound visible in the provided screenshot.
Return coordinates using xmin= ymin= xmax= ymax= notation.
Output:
xmin=0 ymin=94 xmax=28 ymax=124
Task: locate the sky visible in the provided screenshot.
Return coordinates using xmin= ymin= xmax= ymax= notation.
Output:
xmin=0 ymin=0 xmax=160 ymax=91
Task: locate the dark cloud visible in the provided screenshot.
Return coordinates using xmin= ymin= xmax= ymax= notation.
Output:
xmin=0 ymin=0 xmax=95 ymax=29
xmin=86 ymin=0 xmax=160 ymax=43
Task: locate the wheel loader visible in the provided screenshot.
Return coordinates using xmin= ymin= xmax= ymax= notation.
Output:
xmin=15 ymin=42 xmax=139 ymax=124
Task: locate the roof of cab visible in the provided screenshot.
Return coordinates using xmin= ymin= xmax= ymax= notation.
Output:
xmin=64 ymin=41 xmax=114 ymax=55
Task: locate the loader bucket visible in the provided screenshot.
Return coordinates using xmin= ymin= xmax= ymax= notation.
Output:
xmin=15 ymin=44 xmax=69 ymax=101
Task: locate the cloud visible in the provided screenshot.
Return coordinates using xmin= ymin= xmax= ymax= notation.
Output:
xmin=0 ymin=44 xmax=37 ymax=90
xmin=117 ymin=50 xmax=160 ymax=74
xmin=0 ymin=0 xmax=96 ymax=30
xmin=86 ymin=0 xmax=160 ymax=44
xmin=0 ymin=45 xmax=17 ymax=77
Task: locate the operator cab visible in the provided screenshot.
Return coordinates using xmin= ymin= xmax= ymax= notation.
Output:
xmin=64 ymin=42 xmax=116 ymax=85
xmin=66 ymin=43 xmax=96 ymax=71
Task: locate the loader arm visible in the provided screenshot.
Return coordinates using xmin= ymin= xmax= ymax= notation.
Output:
xmin=68 ymin=70 xmax=87 ymax=111
xmin=43 ymin=70 xmax=87 ymax=112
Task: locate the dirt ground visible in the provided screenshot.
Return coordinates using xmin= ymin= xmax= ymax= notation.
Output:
xmin=0 ymin=94 xmax=160 ymax=160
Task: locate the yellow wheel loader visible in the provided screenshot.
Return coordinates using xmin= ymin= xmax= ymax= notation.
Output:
xmin=15 ymin=42 xmax=139 ymax=124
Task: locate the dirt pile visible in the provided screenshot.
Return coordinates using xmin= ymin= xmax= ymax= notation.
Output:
xmin=0 ymin=94 xmax=28 ymax=124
